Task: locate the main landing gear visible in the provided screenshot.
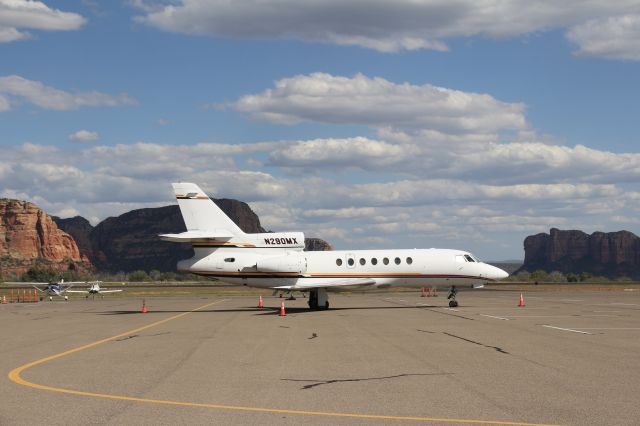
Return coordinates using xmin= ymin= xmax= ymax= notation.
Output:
xmin=447 ymin=286 xmax=459 ymax=308
xmin=308 ymin=288 xmax=330 ymax=310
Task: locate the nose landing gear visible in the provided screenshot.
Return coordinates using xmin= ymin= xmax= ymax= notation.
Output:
xmin=447 ymin=286 xmax=458 ymax=308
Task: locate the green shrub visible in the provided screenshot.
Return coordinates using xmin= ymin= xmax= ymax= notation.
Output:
xmin=128 ymin=270 xmax=149 ymax=282
xmin=566 ymin=273 xmax=579 ymax=282
xmin=22 ymin=265 xmax=57 ymax=282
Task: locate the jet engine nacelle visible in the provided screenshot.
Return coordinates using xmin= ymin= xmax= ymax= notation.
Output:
xmin=256 ymin=254 xmax=307 ymax=273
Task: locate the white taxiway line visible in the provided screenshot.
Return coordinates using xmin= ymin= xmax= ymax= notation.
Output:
xmin=575 ymin=328 xmax=640 ymax=330
xmin=609 ymin=303 xmax=639 ymax=306
xmin=504 ymin=315 xmax=576 ymax=318
xmin=479 ymin=314 xmax=510 ymax=321
xmin=541 ymin=325 xmax=592 ymax=335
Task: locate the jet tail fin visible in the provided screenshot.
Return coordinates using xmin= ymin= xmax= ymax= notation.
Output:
xmin=171 ymin=183 xmax=246 ymax=238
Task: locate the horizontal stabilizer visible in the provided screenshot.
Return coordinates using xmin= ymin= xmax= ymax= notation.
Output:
xmin=159 ymin=230 xmax=235 ymax=242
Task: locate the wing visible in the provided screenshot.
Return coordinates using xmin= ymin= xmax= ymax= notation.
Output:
xmin=99 ymin=289 xmax=123 ymax=293
xmin=273 ymin=277 xmax=377 ymax=291
xmin=5 ymin=282 xmax=48 ymax=286
xmin=66 ymin=290 xmax=89 ymax=294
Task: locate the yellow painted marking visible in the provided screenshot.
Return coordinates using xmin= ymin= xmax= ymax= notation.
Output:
xmin=8 ymin=299 xmax=561 ymax=426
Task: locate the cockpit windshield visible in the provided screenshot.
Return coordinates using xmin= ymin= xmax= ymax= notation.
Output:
xmin=463 ymin=253 xmax=482 ymax=263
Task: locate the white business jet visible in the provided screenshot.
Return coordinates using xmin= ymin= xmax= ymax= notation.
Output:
xmin=161 ymin=183 xmax=508 ymax=310
xmin=67 ymin=281 xmax=123 ymax=299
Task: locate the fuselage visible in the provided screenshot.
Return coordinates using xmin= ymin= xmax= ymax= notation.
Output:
xmin=45 ymin=284 xmax=64 ymax=296
xmin=178 ymin=247 xmax=508 ymax=290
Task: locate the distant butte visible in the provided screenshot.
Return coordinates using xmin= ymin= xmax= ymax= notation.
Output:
xmin=517 ymin=228 xmax=640 ymax=279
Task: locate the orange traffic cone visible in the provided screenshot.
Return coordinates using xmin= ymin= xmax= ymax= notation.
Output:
xmin=22 ymin=289 xmax=26 ymax=303
xmin=279 ymin=301 xmax=286 ymax=316
xmin=518 ymin=293 xmax=525 ymax=307
xmin=141 ymin=300 xmax=148 ymax=313
xmin=33 ymin=289 xmax=37 ymax=303
xmin=1 ymin=295 xmax=6 ymax=304
xmin=421 ymin=287 xmax=425 ymax=297
xmin=258 ymin=295 xmax=264 ymax=308
xmin=427 ymin=287 xmax=432 ymax=297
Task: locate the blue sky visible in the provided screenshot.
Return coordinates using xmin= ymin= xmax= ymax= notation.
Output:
xmin=1 ymin=1 xmax=640 ymax=260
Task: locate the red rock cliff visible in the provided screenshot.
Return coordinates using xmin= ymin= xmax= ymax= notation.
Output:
xmin=0 ymin=199 xmax=92 ymax=277
xmin=518 ymin=228 xmax=640 ymax=278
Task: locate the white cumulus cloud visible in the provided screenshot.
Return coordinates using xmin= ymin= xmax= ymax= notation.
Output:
xmin=0 ymin=0 xmax=86 ymax=43
xmin=567 ymin=14 xmax=640 ymax=60
xmin=233 ymin=73 xmax=527 ymax=137
xmin=0 ymin=75 xmax=136 ymax=111
xmin=68 ymin=130 xmax=99 ymax=142
xmin=133 ymin=0 xmax=640 ymax=57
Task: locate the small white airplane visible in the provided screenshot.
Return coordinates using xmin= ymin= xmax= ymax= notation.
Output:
xmin=24 ymin=279 xmax=83 ymax=301
xmin=67 ymin=281 xmax=123 ymax=299
xmin=161 ymin=183 xmax=509 ymax=310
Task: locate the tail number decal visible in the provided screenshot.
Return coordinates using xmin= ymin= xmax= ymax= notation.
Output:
xmin=264 ymin=237 xmax=298 ymax=245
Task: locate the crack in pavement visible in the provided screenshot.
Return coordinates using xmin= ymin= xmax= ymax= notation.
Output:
xmin=281 ymin=372 xmax=453 ymax=390
xmin=115 ymin=331 xmax=171 ymax=341
xmin=442 ymin=332 xmax=509 ymax=354
xmin=116 ymin=334 xmax=139 ymax=341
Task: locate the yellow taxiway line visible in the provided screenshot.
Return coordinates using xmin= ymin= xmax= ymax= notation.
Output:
xmin=8 ymin=299 xmax=561 ymax=425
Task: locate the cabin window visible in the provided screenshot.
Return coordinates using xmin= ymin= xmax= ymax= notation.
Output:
xmin=359 ymin=258 xmax=366 ymax=266
xmin=464 ymin=255 xmax=475 ymax=262
xmin=383 ymin=257 xmax=389 ymax=265
xmin=336 ymin=258 xmax=343 ymax=266
xmin=224 ymin=258 xmax=235 ymax=262
xmin=371 ymin=258 xmax=378 ymax=265
xmin=395 ymin=257 xmax=401 ymax=265
xmin=406 ymin=257 xmax=413 ymax=264
xmin=348 ymin=258 xmax=355 ymax=266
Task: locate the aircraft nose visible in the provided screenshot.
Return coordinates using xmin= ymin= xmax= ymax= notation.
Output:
xmin=492 ymin=265 xmax=509 ymax=280
xmin=484 ymin=264 xmax=509 ymax=280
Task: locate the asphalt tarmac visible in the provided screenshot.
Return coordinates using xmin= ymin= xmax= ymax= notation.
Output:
xmin=1 ymin=289 xmax=639 ymax=425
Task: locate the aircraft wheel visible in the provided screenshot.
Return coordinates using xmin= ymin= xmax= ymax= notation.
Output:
xmin=449 ymin=300 xmax=458 ymax=308
xmin=325 ymin=301 xmax=330 ymax=310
